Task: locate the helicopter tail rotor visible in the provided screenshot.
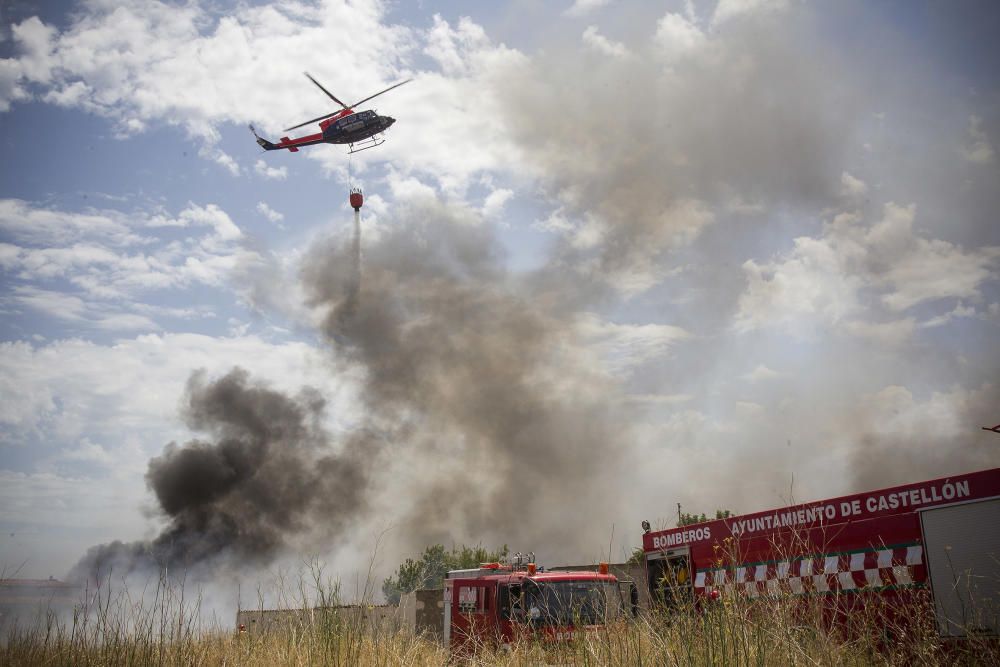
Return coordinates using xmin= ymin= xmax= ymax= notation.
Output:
xmin=249 ymin=124 xmax=278 ymax=151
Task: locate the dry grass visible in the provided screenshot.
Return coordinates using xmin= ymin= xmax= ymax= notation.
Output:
xmin=3 ymin=576 xmax=997 ymax=666
xmin=1 ymin=571 xmax=447 ymax=667
xmin=460 ymin=590 xmax=998 ymax=667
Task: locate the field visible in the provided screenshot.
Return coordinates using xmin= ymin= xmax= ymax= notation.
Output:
xmin=3 ymin=577 xmax=998 ymax=666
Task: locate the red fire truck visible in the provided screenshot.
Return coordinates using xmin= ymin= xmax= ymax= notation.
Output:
xmin=443 ymin=553 xmax=638 ymax=652
xmin=642 ymin=467 xmax=1000 ymax=637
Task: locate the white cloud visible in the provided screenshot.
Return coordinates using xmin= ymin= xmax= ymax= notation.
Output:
xmin=201 ymin=147 xmax=241 ymax=176
xmin=0 ymin=198 xmax=142 ymax=246
xmin=871 ymin=204 xmax=999 ymax=311
xmin=176 ymin=203 xmax=242 ymax=242
xmin=742 ymin=364 xmax=779 ymax=382
xmin=424 ymin=14 xmax=488 ymax=76
xmin=254 ymin=159 xmax=288 ymax=181
xmin=387 ymin=172 xmax=438 ymax=201
xmin=1 ymin=200 xmax=255 ymax=331
xmin=59 ymin=437 xmax=115 ymax=467
xmin=920 ymin=302 xmax=976 ymax=328
xmin=10 ymin=286 xmax=160 ymax=331
xmin=9 ymin=16 xmax=56 ymax=84
xmin=735 ymin=400 xmax=765 ymax=416
xmin=713 ymin=0 xmax=790 ymax=26
xmin=41 ymin=80 xmax=91 ymax=107
xmin=735 ymin=235 xmax=862 ymax=334
xmin=534 ymin=207 xmax=574 ymax=234
xmin=963 ymin=115 xmax=995 ymax=165
xmin=256 ymin=201 xmax=285 ymax=224
xmin=734 ymin=203 xmax=999 ymax=337
xmin=842 ymin=318 xmax=916 ymax=345
xmin=145 ymin=203 xmax=241 ymax=240
xmin=659 ymin=198 xmax=715 ymax=247
xmin=564 ymin=0 xmax=612 ymax=17
xmin=11 ymin=286 xmax=85 ymax=321
xmin=577 ymin=312 xmax=691 ymax=375
xmin=582 ymin=26 xmax=630 ymax=59
xmin=840 ymin=170 xmax=868 ymax=199
xmin=481 ymin=187 xmax=513 ymax=218
xmin=623 ymin=393 xmax=694 ymax=405
xmin=654 ymin=12 xmax=706 ymax=62
xmin=0 ymin=58 xmax=29 ymax=112
xmin=880 ymin=245 xmax=997 ymax=311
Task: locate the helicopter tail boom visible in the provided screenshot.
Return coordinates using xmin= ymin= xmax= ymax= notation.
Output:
xmin=248 ymin=124 xmax=327 ymax=152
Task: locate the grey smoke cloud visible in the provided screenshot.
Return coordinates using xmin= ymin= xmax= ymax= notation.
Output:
xmin=301 ymin=198 xmax=628 ymax=557
xmin=482 ymin=5 xmax=1000 ymax=516
xmin=494 ymin=10 xmax=854 ymax=293
xmin=846 ymin=382 xmax=1000 ymax=493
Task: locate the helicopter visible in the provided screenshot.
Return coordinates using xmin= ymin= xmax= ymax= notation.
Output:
xmin=250 ymin=72 xmax=411 ymax=154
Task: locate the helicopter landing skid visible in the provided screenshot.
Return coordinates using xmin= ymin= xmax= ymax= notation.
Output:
xmin=348 ymin=135 xmax=386 ymax=154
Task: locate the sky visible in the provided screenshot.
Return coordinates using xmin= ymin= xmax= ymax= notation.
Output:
xmin=0 ymin=0 xmax=998 ymax=592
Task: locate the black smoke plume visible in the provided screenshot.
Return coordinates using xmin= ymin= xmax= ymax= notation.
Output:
xmin=69 ymin=368 xmax=370 ymax=583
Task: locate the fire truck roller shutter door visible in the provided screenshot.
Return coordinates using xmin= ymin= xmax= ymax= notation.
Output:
xmin=920 ymin=497 xmax=1000 ymax=638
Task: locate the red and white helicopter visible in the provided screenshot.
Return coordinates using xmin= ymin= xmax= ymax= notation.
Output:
xmin=250 ymin=73 xmax=411 ymax=154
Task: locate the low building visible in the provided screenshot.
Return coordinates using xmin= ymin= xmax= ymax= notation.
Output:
xmin=235 ymin=603 xmax=403 ymax=635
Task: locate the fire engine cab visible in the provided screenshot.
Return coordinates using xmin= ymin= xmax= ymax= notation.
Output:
xmin=642 ymin=467 xmax=1000 ymax=637
xmin=443 ymin=552 xmax=638 ymax=652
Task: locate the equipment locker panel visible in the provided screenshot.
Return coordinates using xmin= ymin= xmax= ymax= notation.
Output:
xmin=920 ymin=497 xmax=1000 ymax=637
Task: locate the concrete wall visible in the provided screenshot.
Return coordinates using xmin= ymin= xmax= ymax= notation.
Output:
xmin=399 ymin=588 xmax=444 ymax=638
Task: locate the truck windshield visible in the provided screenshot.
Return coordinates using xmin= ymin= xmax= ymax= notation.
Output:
xmin=525 ymin=580 xmax=623 ymax=626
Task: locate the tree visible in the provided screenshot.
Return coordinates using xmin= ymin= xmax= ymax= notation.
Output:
xmin=382 ymin=543 xmax=508 ymax=604
xmin=678 ymin=509 xmax=733 ymax=527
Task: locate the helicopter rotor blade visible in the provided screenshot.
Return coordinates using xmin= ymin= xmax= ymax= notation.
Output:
xmin=303 ymin=71 xmax=350 ymax=109
xmin=348 ymin=79 xmax=413 ymax=109
xmin=283 ymin=110 xmax=342 ymax=132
